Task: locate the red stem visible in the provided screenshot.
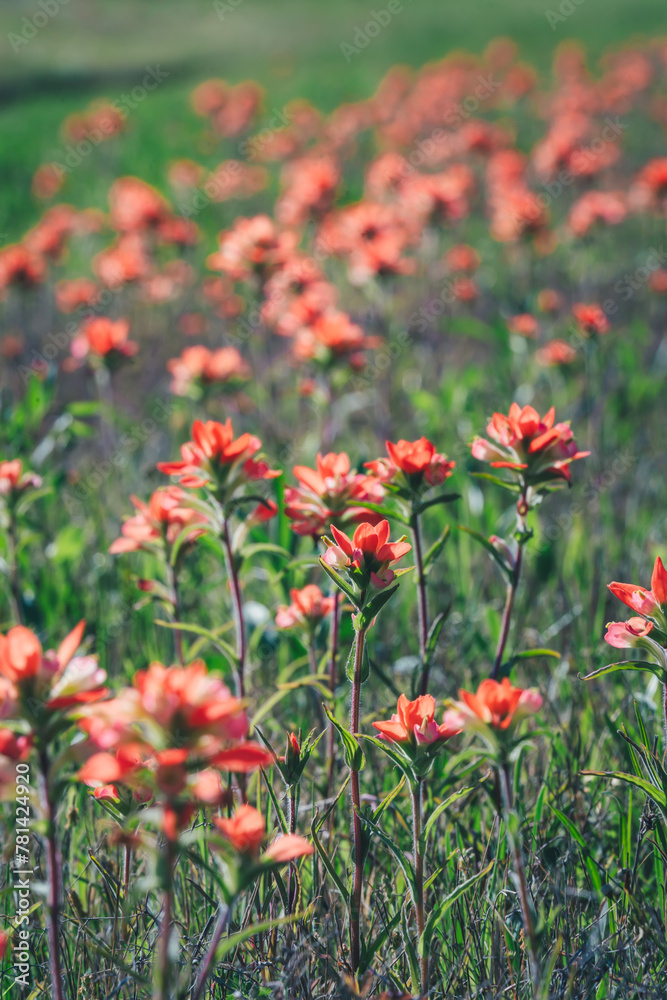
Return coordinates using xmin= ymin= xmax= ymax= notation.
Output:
xmin=491 ymin=543 xmax=523 ymax=680
xmin=327 ymin=591 xmax=340 ymax=794
xmin=190 ymin=903 xmax=231 ymax=1000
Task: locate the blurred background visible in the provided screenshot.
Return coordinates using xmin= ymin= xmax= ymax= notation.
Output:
xmin=1 ymin=0 xmax=665 ymax=241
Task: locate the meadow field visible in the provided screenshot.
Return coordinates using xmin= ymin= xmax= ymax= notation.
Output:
xmin=1 ymin=1 xmax=667 ymax=997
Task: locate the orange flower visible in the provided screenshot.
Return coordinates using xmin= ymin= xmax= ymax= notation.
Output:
xmin=373 ymin=694 xmax=461 ymax=746
xmin=366 ymin=437 xmax=455 ymax=490
xmin=213 ymin=804 xmax=314 ymax=861
xmin=167 ymin=345 xmax=250 ymax=396
xmin=0 ymin=460 xmax=42 ymax=497
xmin=71 ymin=317 xmax=138 ymax=361
xmin=471 ymin=403 xmax=589 ymax=484
xmin=608 ymin=556 xmax=667 ymax=626
xmin=452 ymin=678 xmax=542 ymax=732
xmin=109 ymin=487 xmax=206 ymax=555
xmin=276 ymin=585 xmax=335 ymax=629
xmin=572 ymin=303 xmax=610 ymax=336
xmin=157 ymin=418 xmax=279 ymax=490
xmin=323 ymin=519 xmax=411 ymax=591
xmin=213 ymin=803 xmax=266 ymax=854
xmin=507 ymin=314 xmax=539 ymax=339
xmin=0 ymin=622 xmax=106 ymax=711
xmin=0 ymin=244 xmax=47 ymax=291
xmin=535 ymin=339 xmax=577 ymax=367
xmin=285 ymin=451 xmax=383 ymax=537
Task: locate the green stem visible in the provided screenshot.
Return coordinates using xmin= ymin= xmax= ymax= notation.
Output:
xmin=349 ymin=626 xmax=367 ymax=977
xmin=155 ymin=839 xmax=175 ymax=1000
xmin=412 ymin=515 xmax=431 ymax=696
xmin=411 ymin=780 xmax=428 ymax=994
xmin=499 ymin=763 xmax=539 ymax=992
xmin=221 ymin=515 xmax=246 ymax=699
xmin=327 ymin=591 xmax=340 ymax=795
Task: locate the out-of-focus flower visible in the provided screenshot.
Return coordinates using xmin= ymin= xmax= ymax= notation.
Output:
xmin=451 ymin=678 xmax=542 ymax=734
xmin=323 ymin=519 xmax=411 ymax=592
xmin=507 ymin=314 xmax=538 ymax=338
xmin=0 ymin=621 xmax=107 ymax=713
xmin=567 ymin=191 xmax=626 ymax=237
xmin=444 ymin=243 xmax=480 ymax=273
xmin=70 ymin=317 xmax=138 ymax=362
xmin=167 ymin=345 xmax=250 ymax=396
xmin=365 ymin=437 xmax=455 ymax=493
xmin=572 ymin=303 xmax=610 ymax=336
xmin=207 ymin=215 xmax=298 ymax=281
xmin=276 ymin=154 xmax=340 ymax=227
xmin=0 ymin=460 xmax=42 ymax=497
xmin=537 ymin=288 xmax=563 ymax=313
xmin=276 ymin=584 xmax=335 ymax=630
xmin=471 ymin=403 xmax=589 ymax=485
xmin=213 ymin=804 xmax=313 ymax=861
xmin=54 ymin=278 xmax=100 ymax=313
xmin=535 ymin=339 xmax=577 ymax=366
xmin=32 ymin=163 xmax=65 ymax=200
xmin=648 ymin=269 xmax=667 ymax=294
xmin=0 ymin=245 xmax=47 ymax=292
xmin=157 ymin=418 xmax=279 ymax=491
xmin=318 ymin=201 xmax=416 ymax=285
xmin=285 ymin=451 xmax=383 ymax=537
xmin=109 ymin=487 xmax=206 ymax=555
xmin=291 ymin=311 xmax=380 ymax=368
xmin=93 ymin=233 xmax=152 ymax=288
xmin=109 ymin=177 xmax=170 ymax=232
xmin=630 ymin=157 xmax=667 ymax=212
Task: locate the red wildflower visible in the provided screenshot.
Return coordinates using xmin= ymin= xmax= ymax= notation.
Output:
xmin=158 ymin=418 xmax=279 ymax=491
xmin=323 ymin=519 xmax=411 ymax=591
xmin=572 ymin=303 xmax=610 ymax=336
xmin=109 ymin=487 xmax=206 ymax=555
xmin=285 ymin=451 xmax=383 ymax=536
xmin=373 ymin=693 xmax=461 ymax=746
xmin=276 ymin=585 xmax=336 ymax=629
xmin=71 ymin=317 xmax=138 ymax=361
xmin=471 ymin=403 xmax=589 ymax=484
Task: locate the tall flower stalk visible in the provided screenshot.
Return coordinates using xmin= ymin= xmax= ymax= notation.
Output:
xmin=370 ymin=693 xmax=461 ymax=994
xmin=319 ymin=518 xmax=411 ymax=975
xmin=364 ymin=437 xmax=457 ymax=695
xmin=448 ymin=677 xmax=543 ymax=991
xmin=471 ymin=403 xmax=589 ymax=678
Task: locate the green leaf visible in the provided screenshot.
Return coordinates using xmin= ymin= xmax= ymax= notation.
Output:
xmin=353 ymin=584 xmax=399 ymax=630
xmin=420 ymin=783 xmax=480 ymax=853
xmin=550 ymin=805 xmax=603 ymax=893
xmin=470 ymin=471 xmax=521 ymax=493
xmin=413 ymin=492 xmax=460 ymax=514
xmin=579 ymin=660 xmax=665 ymax=682
xmin=240 ymin=542 xmax=292 ymax=561
xmin=323 ymin=705 xmax=365 ymax=771
xmin=418 ymin=861 xmax=494 ymax=957
xmin=426 ymin=607 xmax=450 ymax=659
xmin=582 ymin=771 xmax=667 ymax=812
xmin=423 ymin=524 xmax=451 ymax=570
xmin=318 ymin=557 xmax=360 ymax=607
xmin=154 ymin=619 xmax=238 ymax=667
xmin=372 ymin=775 xmax=407 ymax=823
xmin=350 ymin=500 xmax=411 ymax=526
xmin=504 ymin=648 xmax=561 ymax=670
xmin=361 ymin=810 xmax=417 ymax=906
xmin=456 ymin=525 xmax=512 ymax=581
